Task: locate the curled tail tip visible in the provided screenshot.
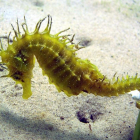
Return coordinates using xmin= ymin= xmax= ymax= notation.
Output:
xmin=136 ymin=101 xmax=140 ymax=109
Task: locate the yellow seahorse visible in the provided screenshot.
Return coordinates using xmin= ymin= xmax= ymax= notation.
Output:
xmin=0 ymin=15 xmax=140 ymax=108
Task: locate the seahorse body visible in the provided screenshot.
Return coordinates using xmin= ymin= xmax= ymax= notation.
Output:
xmin=0 ymin=15 xmax=140 ymax=108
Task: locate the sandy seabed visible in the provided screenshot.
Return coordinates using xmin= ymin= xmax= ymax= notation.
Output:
xmin=0 ymin=0 xmax=140 ymax=140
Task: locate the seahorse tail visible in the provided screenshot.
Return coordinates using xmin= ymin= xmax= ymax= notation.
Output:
xmin=86 ymin=73 xmax=140 ymax=97
xmin=111 ymin=74 xmax=140 ymax=95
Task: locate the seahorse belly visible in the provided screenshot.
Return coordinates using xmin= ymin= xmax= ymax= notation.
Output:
xmin=31 ymin=35 xmax=82 ymax=96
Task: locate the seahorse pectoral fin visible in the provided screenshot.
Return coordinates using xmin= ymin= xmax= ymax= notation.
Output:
xmin=21 ymin=79 xmax=32 ymax=99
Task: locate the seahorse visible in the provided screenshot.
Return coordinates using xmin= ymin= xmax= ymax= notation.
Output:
xmin=0 ymin=15 xmax=140 ymax=108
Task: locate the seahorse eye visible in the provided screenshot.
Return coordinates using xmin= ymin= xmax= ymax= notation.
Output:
xmin=11 ymin=71 xmax=24 ymax=82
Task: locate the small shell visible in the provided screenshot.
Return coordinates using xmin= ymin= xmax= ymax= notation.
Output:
xmin=129 ymin=90 xmax=140 ymax=101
